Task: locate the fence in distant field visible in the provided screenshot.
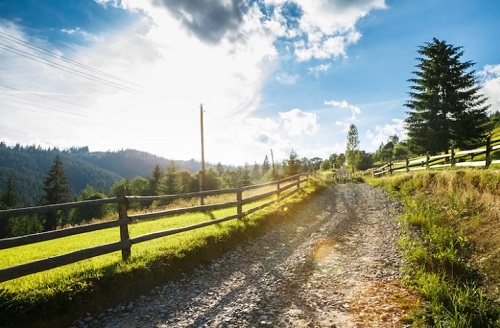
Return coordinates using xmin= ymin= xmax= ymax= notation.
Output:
xmin=0 ymin=173 xmax=309 ymax=282
xmin=373 ymin=135 xmax=500 ymax=177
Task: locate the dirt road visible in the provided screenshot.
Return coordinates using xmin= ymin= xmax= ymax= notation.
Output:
xmin=72 ymin=183 xmax=418 ymax=328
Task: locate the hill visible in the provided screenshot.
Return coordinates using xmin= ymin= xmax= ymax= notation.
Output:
xmin=0 ymin=143 xmax=206 ymax=206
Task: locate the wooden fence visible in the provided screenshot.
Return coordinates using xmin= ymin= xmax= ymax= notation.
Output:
xmin=0 ymin=173 xmax=308 ymax=282
xmin=373 ymin=135 xmax=500 ymax=177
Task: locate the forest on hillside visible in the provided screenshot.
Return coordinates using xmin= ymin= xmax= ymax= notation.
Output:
xmin=0 ymin=145 xmax=307 ymax=237
xmin=0 ymin=144 xmax=212 ymax=207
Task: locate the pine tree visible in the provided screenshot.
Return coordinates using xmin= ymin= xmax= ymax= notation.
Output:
xmin=405 ymin=38 xmax=490 ymax=154
xmin=0 ymin=176 xmax=18 ymax=237
xmin=262 ymin=155 xmax=271 ymax=176
xmin=1 ymin=176 xmax=18 ymax=209
xmin=41 ymin=154 xmax=71 ymax=230
xmin=163 ymin=161 xmax=179 ymax=195
xmin=345 ymin=124 xmax=360 ymax=173
xmin=251 ymin=162 xmax=261 ymax=181
xmin=285 ymin=150 xmax=302 ymax=177
xmin=149 ymin=164 xmax=162 ymax=196
xmin=240 ymin=164 xmax=252 ymax=187
xmin=215 ymin=162 xmax=225 ymax=176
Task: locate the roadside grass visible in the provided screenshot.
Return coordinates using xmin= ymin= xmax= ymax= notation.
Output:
xmin=368 ymin=170 xmax=500 ymax=327
xmin=0 ymin=174 xmax=329 ymax=326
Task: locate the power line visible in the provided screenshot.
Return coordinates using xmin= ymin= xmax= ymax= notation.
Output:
xmin=0 ymin=84 xmax=110 ymax=116
xmin=0 ymin=42 xmax=140 ymax=93
xmin=0 ymin=31 xmax=142 ymax=88
xmin=0 ymin=96 xmax=103 ymax=121
xmin=204 ymin=109 xmax=228 ymax=129
xmin=0 ymin=84 xmax=118 ymax=124
xmin=0 ymin=30 xmax=147 ymax=94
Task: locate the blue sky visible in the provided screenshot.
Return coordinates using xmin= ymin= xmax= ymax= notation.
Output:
xmin=1 ymin=0 xmax=499 ymax=165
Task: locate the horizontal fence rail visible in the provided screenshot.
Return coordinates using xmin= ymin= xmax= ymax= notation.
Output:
xmin=0 ymin=174 xmax=308 ymax=282
xmin=373 ymin=135 xmax=500 ymax=177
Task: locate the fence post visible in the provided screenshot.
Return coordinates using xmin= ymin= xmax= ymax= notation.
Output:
xmin=426 ymin=151 xmax=430 ymax=170
xmin=236 ymin=183 xmax=243 ymax=219
xmin=296 ymin=174 xmax=301 ymax=189
xmin=405 ymin=157 xmax=409 ymax=173
xmin=277 ymin=179 xmax=281 ymax=199
xmin=451 ymin=144 xmax=456 ymax=167
xmin=389 ymin=161 xmax=393 ymax=175
xmin=485 ymin=134 xmax=492 ymax=169
xmin=118 ymin=197 xmax=131 ymax=260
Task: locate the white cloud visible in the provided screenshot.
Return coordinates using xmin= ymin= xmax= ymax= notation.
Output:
xmin=365 ymin=119 xmax=406 ymax=149
xmin=325 ymin=99 xmax=362 ymax=129
xmin=295 ymin=0 xmax=386 ymax=34
xmin=279 ymin=109 xmax=319 ymax=136
xmin=309 ymin=63 xmax=331 ymax=75
xmin=478 ymin=64 xmax=500 ymax=114
xmin=218 ymin=108 xmax=320 ymax=162
xmin=275 ymin=72 xmax=300 ymax=84
xmin=292 ymin=0 xmax=385 ymax=61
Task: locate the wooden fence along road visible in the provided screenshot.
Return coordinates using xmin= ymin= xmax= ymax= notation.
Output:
xmin=373 ymin=135 xmax=500 ymax=176
xmin=0 ymin=174 xmax=309 ymax=282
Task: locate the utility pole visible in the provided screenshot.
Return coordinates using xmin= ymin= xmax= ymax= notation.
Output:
xmin=199 ymin=104 xmax=206 ymax=203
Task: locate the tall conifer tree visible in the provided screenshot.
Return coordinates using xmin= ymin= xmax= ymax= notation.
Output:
xmin=41 ymin=154 xmax=71 ymax=230
xmin=405 ymin=38 xmax=490 ymax=153
xmin=285 ymin=150 xmax=302 ymax=177
xmin=1 ymin=176 xmax=18 ymax=210
xmin=346 ymin=124 xmax=360 ymax=173
xmin=261 ymin=155 xmax=271 ymax=177
xmin=0 ymin=176 xmax=18 ymax=237
xmin=149 ymin=164 xmax=162 ymax=196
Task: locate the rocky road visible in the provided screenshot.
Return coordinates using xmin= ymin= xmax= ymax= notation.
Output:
xmin=72 ymin=183 xmax=418 ymax=328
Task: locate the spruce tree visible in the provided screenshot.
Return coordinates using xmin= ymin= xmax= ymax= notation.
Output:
xmin=149 ymin=164 xmax=162 ymax=196
xmin=262 ymin=155 xmax=271 ymax=176
xmin=405 ymin=38 xmax=490 ymax=154
xmin=0 ymin=176 xmax=18 ymax=237
xmin=215 ymin=162 xmax=225 ymax=176
xmin=285 ymin=150 xmax=302 ymax=177
xmin=240 ymin=164 xmax=252 ymax=187
xmin=1 ymin=176 xmax=18 ymax=210
xmin=251 ymin=162 xmax=261 ymax=181
xmin=41 ymin=154 xmax=71 ymax=230
xmin=345 ymin=124 xmax=360 ymax=173
xmin=163 ymin=161 xmax=179 ymax=195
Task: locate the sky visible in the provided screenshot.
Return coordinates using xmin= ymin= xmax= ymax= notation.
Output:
xmin=1 ymin=0 xmax=499 ymax=166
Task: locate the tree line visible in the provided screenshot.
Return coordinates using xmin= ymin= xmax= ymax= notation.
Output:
xmin=0 ymin=149 xmax=313 ymax=238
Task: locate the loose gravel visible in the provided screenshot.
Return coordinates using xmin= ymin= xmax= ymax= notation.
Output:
xmin=71 ymin=183 xmax=415 ymax=328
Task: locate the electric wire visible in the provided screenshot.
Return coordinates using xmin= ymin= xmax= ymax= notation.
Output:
xmin=0 ymin=42 xmax=140 ymax=93
xmin=204 ymin=109 xmax=228 ymax=129
xmin=0 ymin=96 xmax=102 ymax=121
xmin=0 ymin=31 xmax=142 ymax=88
xmin=0 ymin=84 xmax=111 ymax=116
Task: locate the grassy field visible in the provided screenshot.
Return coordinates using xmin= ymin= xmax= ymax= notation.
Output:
xmin=369 ymin=170 xmax=500 ymax=327
xmin=0 ymin=174 xmax=329 ymax=327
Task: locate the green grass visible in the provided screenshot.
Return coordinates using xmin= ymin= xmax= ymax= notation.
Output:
xmin=0 ymin=175 xmax=329 ymax=326
xmin=369 ymin=171 xmax=500 ymax=327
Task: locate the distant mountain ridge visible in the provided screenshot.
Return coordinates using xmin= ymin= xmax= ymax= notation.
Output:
xmin=0 ymin=143 xmax=206 ymax=207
